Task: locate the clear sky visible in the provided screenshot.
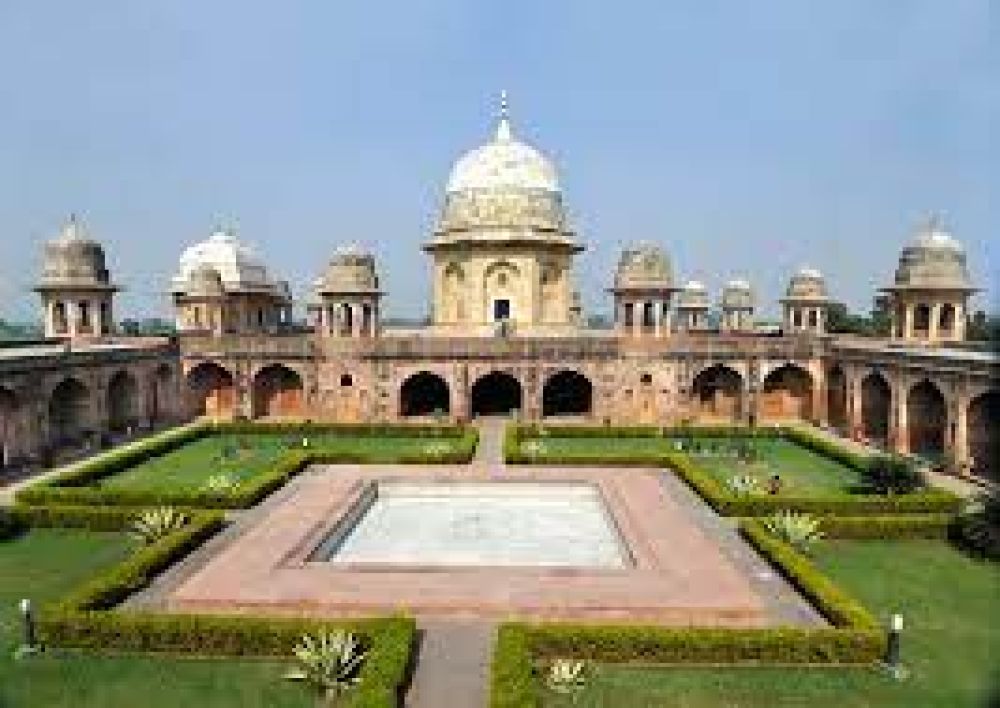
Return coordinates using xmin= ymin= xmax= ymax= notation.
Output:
xmin=0 ymin=1 xmax=995 ymax=322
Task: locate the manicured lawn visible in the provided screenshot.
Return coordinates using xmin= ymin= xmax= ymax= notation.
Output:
xmin=97 ymin=433 xmax=454 ymax=491
xmin=544 ymin=540 xmax=999 ymax=707
xmin=0 ymin=527 xmax=312 ymax=708
xmin=519 ymin=435 xmax=863 ymax=496
xmin=687 ymin=438 xmax=862 ymax=496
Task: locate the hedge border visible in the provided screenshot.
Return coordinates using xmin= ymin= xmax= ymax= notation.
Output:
xmin=1 ymin=504 xmax=415 ymax=708
xmin=17 ymin=423 xmax=479 ymax=509
xmin=505 ymin=424 xmax=962 ymax=516
xmin=488 ymin=515 xmax=922 ymax=707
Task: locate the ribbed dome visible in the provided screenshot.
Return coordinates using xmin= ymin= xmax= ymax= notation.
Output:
xmin=722 ymin=278 xmax=754 ymax=309
xmin=173 ymin=227 xmax=284 ymax=295
xmin=677 ymin=280 xmax=710 ymax=309
xmin=446 ymin=95 xmax=559 ymax=194
xmin=314 ymin=245 xmax=381 ymax=295
xmin=37 ymin=215 xmax=117 ymax=291
xmin=431 ymin=94 xmax=576 ymax=245
xmin=613 ymin=242 xmax=673 ymax=290
xmin=890 ymin=217 xmax=974 ymax=290
xmin=784 ymin=266 xmax=829 ymax=300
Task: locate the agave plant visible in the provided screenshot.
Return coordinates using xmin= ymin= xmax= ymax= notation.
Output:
xmin=763 ymin=511 xmax=824 ymax=551
xmin=202 ymin=473 xmax=237 ymax=494
xmin=545 ymin=658 xmax=588 ymax=697
xmin=129 ymin=506 xmax=189 ymax=545
xmin=726 ymin=474 xmax=762 ymax=496
xmin=284 ymin=630 xmax=365 ymax=702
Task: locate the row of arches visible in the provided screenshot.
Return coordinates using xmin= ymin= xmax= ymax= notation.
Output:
xmin=1 ymin=365 xmax=176 ymax=464
xmin=186 ymin=362 xmax=305 ymax=419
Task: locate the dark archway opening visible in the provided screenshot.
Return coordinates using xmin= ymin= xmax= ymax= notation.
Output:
xmin=470 ymin=372 xmax=522 ymax=416
xmin=968 ymin=391 xmax=1000 ymax=482
xmin=252 ymin=365 xmax=304 ymax=418
xmin=861 ymin=372 xmax=891 ymax=444
xmin=49 ymin=378 xmax=90 ymax=447
xmin=186 ymin=362 xmax=236 ymax=418
xmin=907 ymin=379 xmax=946 ymax=457
xmin=691 ymin=365 xmax=743 ymax=419
xmin=108 ymin=370 xmax=139 ymax=433
xmin=400 ymin=372 xmax=450 ymax=417
xmin=542 ymin=370 xmax=593 ymax=417
xmin=827 ymin=365 xmax=847 ymax=433
xmin=0 ymin=387 xmax=18 ymax=467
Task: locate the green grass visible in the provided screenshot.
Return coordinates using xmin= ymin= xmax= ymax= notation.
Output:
xmin=0 ymin=527 xmax=312 ymax=708
xmin=688 ymin=438 xmax=862 ymax=496
xmin=97 ymin=433 xmax=450 ymax=492
xmin=521 ymin=436 xmax=863 ymax=496
xmin=543 ymin=540 xmax=999 ymax=707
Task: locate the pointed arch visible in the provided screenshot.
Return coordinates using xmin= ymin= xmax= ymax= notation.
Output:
xmin=400 ymin=372 xmax=451 ymax=417
xmin=907 ymin=379 xmax=946 ymax=456
xmin=968 ymin=390 xmax=999 ymax=481
xmin=470 ymin=371 xmax=522 ymax=416
xmin=691 ymin=364 xmax=743 ymax=420
xmin=860 ymin=371 xmax=891 ymax=444
xmin=252 ymin=364 xmax=304 ymax=418
xmin=186 ymin=362 xmax=236 ymax=418
xmin=542 ymin=370 xmax=593 ymax=417
xmin=107 ymin=370 xmax=139 ymax=432
xmin=49 ymin=377 xmax=90 ymax=446
xmin=760 ymin=363 xmax=813 ymax=420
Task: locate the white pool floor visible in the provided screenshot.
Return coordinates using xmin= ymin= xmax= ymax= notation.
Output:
xmin=322 ymin=481 xmax=629 ymax=568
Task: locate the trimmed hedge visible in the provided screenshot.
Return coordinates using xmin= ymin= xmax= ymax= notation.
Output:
xmin=506 ymin=424 xmax=963 ymax=517
xmin=818 ymin=513 xmax=953 ymax=540
xmin=6 ymin=506 xmax=415 ymax=707
xmin=489 ymin=515 xmax=897 ymax=706
xmin=39 ymin=612 xmax=415 ymax=708
xmin=17 ymin=424 xmax=479 ymax=510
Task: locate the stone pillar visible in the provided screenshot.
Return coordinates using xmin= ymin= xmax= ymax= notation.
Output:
xmin=903 ymin=303 xmax=914 ymax=340
xmin=929 ymin=302 xmax=941 ymax=343
xmin=812 ymin=367 xmax=827 ymax=425
xmin=653 ymin=302 xmax=662 ymax=338
xmin=892 ymin=378 xmax=908 ymax=454
xmin=954 ymin=391 xmax=969 ymax=467
xmin=954 ymin=302 xmax=966 ymax=341
xmin=631 ymin=301 xmax=640 ymax=338
xmin=889 ymin=306 xmax=898 ymax=340
xmin=665 ymin=306 xmax=674 ymax=338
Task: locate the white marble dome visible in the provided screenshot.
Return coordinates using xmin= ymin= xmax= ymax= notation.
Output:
xmin=446 ymin=98 xmax=559 ymax=194
xmin=173 ymin=227 xmax=276 ymax=291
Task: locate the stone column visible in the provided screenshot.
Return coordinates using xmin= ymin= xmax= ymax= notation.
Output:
xmin=848 ymin=368 xmax=863 ymax=438
xmin=817 ymin=307 xmax=825 ymax=334
xmin=929 ymin=302 xmax=941 ymax=343
xmin=889 ymin=306 xmax=898 ymax=340
xmin=954 ymin=302 xmax=966 ymax=341
xmin=631 ymin=301 xmax=640 ymax=338
xmin=892 ymin=378 xmax=908 ymax=454
xmin=903 ymin=303 xmax=914 ymax=340
xmin=653 ymin=302 xmax=662 ymax=338
xmin=665 ymin=306 xmax=674 ymax=338
xmin=954 ymin=390 xmax=969 ymax=467
xmin=812 ymin=366 xmax=827 ymax=425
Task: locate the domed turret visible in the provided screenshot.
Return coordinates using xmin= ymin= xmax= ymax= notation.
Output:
xmin=881 ymin=216 xmax=977 ymax=343
xmin=35 ymin=215 xmax=119 ymax=340
xmin=425 ymin=93 xmax=583 ymax=336
xmin=675 ymin=280 xmax=711 ymax=332
xmin=309 ymin=245 xmax=383 ymax=339
xmin=171 ymin=224 xmax=291 ymax=335
xmin=780 ymin=267 xmax=832 ymax=335
xmin=609 ymin=243 xmax=678 ymax=339
xmin=720 ymin=278 xmax=754 ymax=333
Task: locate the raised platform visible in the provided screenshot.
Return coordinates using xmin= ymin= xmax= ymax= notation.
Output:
xmin=169 ymin=465 xmax=770 ymax=626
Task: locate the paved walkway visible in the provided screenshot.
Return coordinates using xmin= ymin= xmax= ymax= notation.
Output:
xmin=405 ymin=621 xmax=494 ymax=708
xmin=472 ymin=416 xmax=506 ymax=468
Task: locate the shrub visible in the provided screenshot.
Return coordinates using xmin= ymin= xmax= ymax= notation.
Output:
xmin=953 ymin=490 xmax=1000 ymax=560
xmin=763 ymin=511 xmax=824 ymax=552
xmin=201 ymin=473 xmax=238 ymax=493
xmin=285 ymin=630 xmax=367 ymax=702
xmin=129 ymin=506 xmax=189 ymax=545
xmin=544 ymin=658 xmax=588 ymax=697
xmin=862 ymin=455 xmax=923 ymax=495
xmin=726 ymin=474 xmax=763 ymax=496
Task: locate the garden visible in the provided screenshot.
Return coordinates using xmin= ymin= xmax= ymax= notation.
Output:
xmin=16 ymin=420 xmax=479 ymax=508
xmin=506 ymin=424 xmax=962 ymax=515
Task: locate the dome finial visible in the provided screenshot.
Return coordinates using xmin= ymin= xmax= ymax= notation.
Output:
xmin=495 ymin=89 xmax=512 ymax=142
xmin=60 ymin=213 xmax=84 ymax=242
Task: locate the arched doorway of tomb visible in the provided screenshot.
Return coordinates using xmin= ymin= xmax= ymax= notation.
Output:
xmin=186 ymin=362 xmax=236 ymax=418
xmin=0 ymin=387 xmax=18 ymax=467
xmin=760 ymin=363 xmax=813 ymax=421
xmin=470 ymin=371 xmax=522 ymax=416
xmin=252 ymin=364 xmax=304 ymax=418
xmin=542 ymin=370 xmax=593 ymax=418
xmin=826 ymin=365 xmax=848 ymax=433
xmin=907 ymin=379 xmax=947 ymax=458
xmin=690 ymin=365 xmax=743 ymax=420
xmin=48 ymin=377 xmax=90 ymax=447
xmin=149 ymin=364 xmax=174 ymax=425
xmin=400 ymin=372 xmax=450 ymax=417
xmin=968 ymin=390 xmax=999 ymax=482
xmin=860 ymin=371 xmax=891 ymax=445
xmin=107 ymin=370 xmax=140 ymax=433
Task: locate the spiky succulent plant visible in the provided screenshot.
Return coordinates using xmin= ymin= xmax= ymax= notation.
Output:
xmin=763 ymin=511 xmax=825 ymax=551
xmin=284 ymin=630 xmax=365 ymax=701
xmin=129 ymin=506 xmax=189 ymax=545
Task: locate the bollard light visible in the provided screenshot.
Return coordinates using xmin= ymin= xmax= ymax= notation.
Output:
xmin=883 ymin=612 xmax=908 ymax=680
xmin=14 ymin=598 xmax=38 ymax=659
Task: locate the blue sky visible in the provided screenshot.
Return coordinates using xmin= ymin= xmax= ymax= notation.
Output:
xmin=0 ymin=1 xmax=995 ymax=321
